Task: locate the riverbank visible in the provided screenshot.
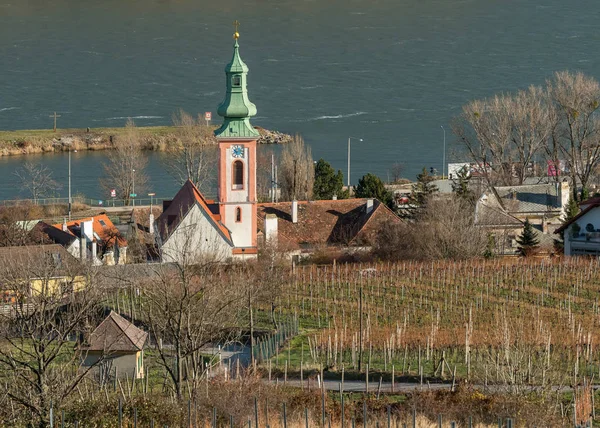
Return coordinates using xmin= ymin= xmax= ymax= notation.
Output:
xmin=0 ymin=126 xmax=292 ymax=157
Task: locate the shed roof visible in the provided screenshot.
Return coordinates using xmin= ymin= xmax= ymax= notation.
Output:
xmin=83 ymin=311 xmax=147 ymax=353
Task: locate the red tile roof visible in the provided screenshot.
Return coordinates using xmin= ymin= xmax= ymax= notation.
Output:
xmin=52 ymin=214 xmax=127 ymax=248
xmin=257 ymin=199 xmax=400 ymax=251
xmin=157 ymin=180 xmax=232 ymax=245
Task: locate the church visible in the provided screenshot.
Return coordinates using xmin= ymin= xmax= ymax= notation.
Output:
xmin=156 ymin=29 xmax=259 ymax=263
xmin=152 ymin=28 xmax=400 ymax=264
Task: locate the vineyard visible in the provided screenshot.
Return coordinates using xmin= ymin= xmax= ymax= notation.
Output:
xmin=260 ymin=258 xmax=600 ymax=391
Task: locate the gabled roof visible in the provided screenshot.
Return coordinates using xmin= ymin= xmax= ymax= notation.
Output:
xmin=257 ymin=199 xmax=400 ymax=251
xmin=0 ymin=244 xmax=76 ymax=267
xmin=555 ymin=202 xmax=600 ymax=234
xmin=491 ymin=183 xmax=564 ymax=213
xmin=35 ymin=222 xmax=77 ymax=246
xmin=50 ymin=214 xmax=127 ymax=248
xmin=157 ymin=180 xmax=232 ymax=245
xmin=82 ymin=311 xmax=147 ymax=353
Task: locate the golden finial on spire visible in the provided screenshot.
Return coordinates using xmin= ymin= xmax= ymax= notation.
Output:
xmin=233 ymin=20 xmax=240 ymax=40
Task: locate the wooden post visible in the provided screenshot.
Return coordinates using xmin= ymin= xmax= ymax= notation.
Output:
xmin=49 ymin=112 xmax=61 ymax=132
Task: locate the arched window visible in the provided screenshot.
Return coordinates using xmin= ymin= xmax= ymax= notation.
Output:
xmin=233 ymin=160 xmax=244 ymax=189
xmin=235 ymin=207 xmax=242 ymax=223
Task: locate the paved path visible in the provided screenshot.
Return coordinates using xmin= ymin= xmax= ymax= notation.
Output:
xmin=268 ymin=378 xmax=600 ymax=394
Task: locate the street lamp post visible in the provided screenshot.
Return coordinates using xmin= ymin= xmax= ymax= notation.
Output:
xmin=347 ymin=137 xmax=363 ymax=187
xmin=441 ymin=125 xmax=446 ymax=179
xmin=132 ymin=169 xmax=136 ymax=207
xmin=68 ymin=148 xmax=77 ymax=220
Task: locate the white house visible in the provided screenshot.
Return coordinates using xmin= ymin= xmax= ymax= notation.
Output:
xmin=557 ymin=197 xmax=600 ymax=256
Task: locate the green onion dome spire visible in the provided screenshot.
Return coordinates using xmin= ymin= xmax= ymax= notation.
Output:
xmin=215 ymin=26 xmax=259 ymax=139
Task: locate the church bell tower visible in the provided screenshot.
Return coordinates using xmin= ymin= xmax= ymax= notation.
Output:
xmin=214 ymin=22 xmax=258 ymax=255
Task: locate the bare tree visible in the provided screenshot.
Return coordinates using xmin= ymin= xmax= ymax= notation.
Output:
xmin=453 ymin=86 xmax=551 ymax=187
xmin=279 ymin=134 xmax=314 ymax=201
xmin=139 ymin=230 xmax=245 ymax=400
xmin=256 ymin=147 xmax=275 ymax=202
xmin=548 ymin=71 xmax=600 ymax=199
xmin=165 ymin=109 xmax=217 ymax=194
xmin=0 ymin=250 xmax=102 ymax=427
xmin=373 ymin=197 xmax=487 ymax=260
xmin=14 ymin=162 xmax=60 ymax=203
xmin=389 ymin=162 xmax=404 ymax=183
xmin=101 ymin=118 xmax=148 ymax=205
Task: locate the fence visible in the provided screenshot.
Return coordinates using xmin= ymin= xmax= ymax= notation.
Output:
xmin=0 ymin=196 xmax=168 ymax=208
xmin=252 ymin=316 xmax=300 ymax=363
xmin=46 ymin=397 xmax=524 ymax=428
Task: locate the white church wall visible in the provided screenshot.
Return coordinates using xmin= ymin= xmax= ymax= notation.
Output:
xmin=224 ymin=203 xmax=253 ymax=247
xmin=161 ymin=204 xmax=233 ymax=264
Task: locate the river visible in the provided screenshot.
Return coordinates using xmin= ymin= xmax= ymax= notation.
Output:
xmin=0 ymin=0 xmax=598 ymax=200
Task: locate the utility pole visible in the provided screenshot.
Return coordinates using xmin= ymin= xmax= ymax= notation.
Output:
xmin=358 ymin=278 xmax=363 ymax=372
xmin=271 ymin=154 xmax=275 ymax=203
xmin=68 ymin=149 xmax=72 ymax=220
xmin=441 ymin=125 xmax=446 ymax=179
xmin=347 ymin=137 xmax=363 ymax=188
xmin=49 ymin=112 xmax=61 ymax=132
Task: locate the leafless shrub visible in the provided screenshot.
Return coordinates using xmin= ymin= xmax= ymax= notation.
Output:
xmin=373 ymin=197 xmax=487 ymax=260
xmin=101 ymin=118 xmax=148 ymax=205
xmin=165 ymin=109 xmax=217 ymax=194
xmin=14 ymin=162 xmax=61 ymax=202
xmin=279 ymin=134 xmax=314 ymax=201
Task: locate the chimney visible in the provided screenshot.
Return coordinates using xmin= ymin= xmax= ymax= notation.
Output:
xmin=291 ymin=200 xmax=298 ymax=224
xmin=332 ymin=194 xmax=338 ymax=200
xmin=80 ymin=235 xmax=86 ymax=260
xmin=560 ymin=181 xmax=570 ymax=212
xmin=264 ymin=214 xmax=278 ymax=243
xmin=366 ymin=199 xmax=374 ymax=214
xmin=149 ymin=212 xmax=155 ymax=234
xmin=62 ymin=218 xmax=68 ymax=232
xmin=81 ymin=219 xmax=94 ymax=242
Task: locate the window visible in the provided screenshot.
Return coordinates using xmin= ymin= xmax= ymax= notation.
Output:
xmin=233 ymin=161 xmax=244 ymax=189
xmin=232 ymin=75 xmax=241 ymax=86
xmin=235 ymin=207 xmax=242 ymax=223
xmin=99 ymin=219 xmax=106 ymax=227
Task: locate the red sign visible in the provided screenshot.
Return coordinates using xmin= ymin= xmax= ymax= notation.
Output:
xmin=110 ymin=189 xmax=116 ymax=198
xmin=204 ymin=112 xmax=212 ymax=121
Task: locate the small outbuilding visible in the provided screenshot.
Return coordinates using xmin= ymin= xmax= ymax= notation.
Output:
xmin=81 ymin=311 xmax=147 ymax=379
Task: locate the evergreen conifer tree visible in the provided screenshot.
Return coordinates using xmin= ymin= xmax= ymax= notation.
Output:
xmin=516 ymin=218 xmax=540 ymax=257
xmin=451 ymin=166 xmax=474 ymax=203
xmin=554 ymin=194 xmax=580 ymax=253
xmin=411 ymin=167 xmax=439 ymax=207
xmin=355 ymin=173 xmax=394 ymax=208
xmin=313 ymin=159 xmax=348 ymax=200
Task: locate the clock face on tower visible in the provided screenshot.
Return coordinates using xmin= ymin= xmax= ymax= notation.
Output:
xmin=232 ymin=145 xmax=244 ymax=158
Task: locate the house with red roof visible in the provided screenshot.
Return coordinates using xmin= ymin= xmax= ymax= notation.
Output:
xmin=257 ymin=198 xmax=401 ymax=258
xmin=37 ymin=214 xmax=128 ymax=265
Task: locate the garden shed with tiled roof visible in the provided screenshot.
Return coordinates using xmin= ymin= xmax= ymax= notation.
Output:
xmin=81 ymin=311 xmax=147 ymax=379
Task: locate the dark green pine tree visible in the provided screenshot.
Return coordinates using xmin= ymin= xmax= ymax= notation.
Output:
xmin=411 ymin=167 xmax=439 ymax=207
xmin=516 ymin=218 xmax=540 ymax=257
xmin=451 ymin=166 xmax=474 ymax=203
xmin=313 ymin=159 xmax=348 ymax=200
xmin=355 ymin=173 xmax=394 ymax=208
xmin=554 ymin=194 xmax=580 ymax=253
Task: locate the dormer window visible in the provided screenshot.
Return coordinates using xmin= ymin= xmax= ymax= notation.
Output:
xmin=232 ymin=75 xmax=241 ymax=87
